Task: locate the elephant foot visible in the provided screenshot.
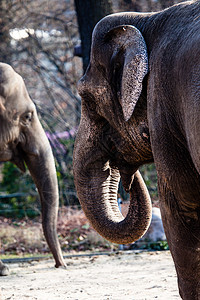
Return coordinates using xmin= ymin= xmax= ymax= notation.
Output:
xmin=55 ymin=263 xmax=67 ymax=269
xmin=0 ymin=264 xmax=9 ymax=276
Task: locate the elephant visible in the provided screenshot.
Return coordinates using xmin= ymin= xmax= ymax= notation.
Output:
xmin=0 ymin=63 xmax=66 ymax=275
xmin=73 ymin=1 xmax=200 ymax=299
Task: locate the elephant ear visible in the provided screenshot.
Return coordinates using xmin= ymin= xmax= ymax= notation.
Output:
xmin=104 ymin=25 xmax=148 ymax=121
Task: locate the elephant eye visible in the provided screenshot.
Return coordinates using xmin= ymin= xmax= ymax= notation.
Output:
xmin=20 ymin=112 xmax=33 ymax=126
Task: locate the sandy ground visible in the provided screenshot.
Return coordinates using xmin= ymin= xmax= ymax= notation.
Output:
xmin=0 ymin=250 xmax=180 ymax=300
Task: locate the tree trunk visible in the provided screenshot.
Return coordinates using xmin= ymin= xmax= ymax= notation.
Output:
xmin=0 ymin=0 xmax=11 ymax=63
xmin=74 ymin=0 xmax=113 ymax=72
xmin=118 ymin=0 xmax=141 ymax=12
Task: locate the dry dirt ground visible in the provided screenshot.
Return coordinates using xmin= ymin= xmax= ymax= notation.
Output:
xmin=0 ymin=250 xmax=180 ymax=300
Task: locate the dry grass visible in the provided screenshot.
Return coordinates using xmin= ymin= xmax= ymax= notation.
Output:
xmin=0 ymin=205 xmax=129 ymax=255
xmin=0 ymin=218 xmax=46 ymax=255
xmin=57 ymin=207 xmax=116 ymax=252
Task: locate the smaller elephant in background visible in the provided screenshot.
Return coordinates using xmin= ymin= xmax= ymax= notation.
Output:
xmin=73 ymin=1 xmax=200 ymax=299
xmin=0 ymin=63 xmax=66 ymax=275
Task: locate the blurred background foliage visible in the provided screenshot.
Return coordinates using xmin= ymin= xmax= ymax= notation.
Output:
xmin=0 ymin=0 xmax=184 ymax=218
xmin=0 ymin=162 xmax=39 ymax=218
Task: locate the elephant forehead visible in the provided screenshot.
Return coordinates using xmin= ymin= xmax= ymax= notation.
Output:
xmin=0 ymin=63 xmax=15 ymax=82
xmin=2 ymin=71 xmax=23 ymax=98
xmin=0 ymin=63 xmax=29 ymax=102
xmin=2 ymin=80 xmax=33 ymax=114
xmin=90 ymin=39 xmax=111 ymax=68
xmin=78 ymin=66 xmax=108 ymax=97
xmin=0 ymin=63 xmax=18 ymax=86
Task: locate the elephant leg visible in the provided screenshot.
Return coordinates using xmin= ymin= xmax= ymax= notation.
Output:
xmin=0 ymin=260 xmax=9 ymax=276
xmin=159 ymin=184 xmax=200 ymax=300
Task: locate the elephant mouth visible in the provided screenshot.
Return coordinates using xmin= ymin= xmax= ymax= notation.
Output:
xmin=0 ymin=142 xmax=26 ymax=172
xmin=100 ymin=133 xmax=140 ymax=192
xmin=11 ymin=145 xmax=26 ymax=172
xmin=0 ymin=147 xmax=13 ymax=162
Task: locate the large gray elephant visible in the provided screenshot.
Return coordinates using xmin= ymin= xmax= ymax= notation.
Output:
xmin=0 ymin=63 xmax=66 ymax=275
xmin=73 ymin=1 xmax=200 ymax=299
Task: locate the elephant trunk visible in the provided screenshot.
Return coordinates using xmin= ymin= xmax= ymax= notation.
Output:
xmin=74 ymin=155 xmax=152 ymax=244
xmin=23 ymin=127 xmax=65 ymax=268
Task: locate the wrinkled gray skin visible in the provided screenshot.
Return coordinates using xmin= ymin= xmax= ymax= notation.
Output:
xmin=0 ymin=63 xmax=66 ymax=276
xmin=73 ymin=1 xmax=200 ymax=299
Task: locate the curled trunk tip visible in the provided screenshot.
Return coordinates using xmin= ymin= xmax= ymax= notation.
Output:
xmin=75 ymin=155 xmax=152 ymax=245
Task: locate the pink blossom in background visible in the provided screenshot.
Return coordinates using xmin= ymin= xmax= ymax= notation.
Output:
xmin=45 ymin=128 xmax=77 ymax=154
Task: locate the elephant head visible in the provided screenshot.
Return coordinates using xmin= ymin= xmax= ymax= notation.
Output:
xmin=0 ymin=63 xmax=65 ymax=268
xmin=73 ymin=21 xmax=154 ymax=244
